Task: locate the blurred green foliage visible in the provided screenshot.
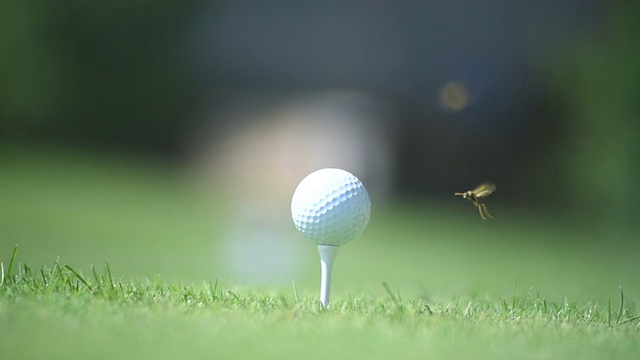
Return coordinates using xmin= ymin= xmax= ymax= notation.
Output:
xmin=0 ymin=0 xmax=195 ymax=150
xmin=512 ymin=2 xmax=640 ymax=227
xmin=558 ymin=2 xmax=640 ymax=228
xmin=1 ymin=1 xmax=639 ymax=225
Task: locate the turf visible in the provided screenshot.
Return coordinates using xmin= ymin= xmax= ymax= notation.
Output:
xmin=1 ymin=145 xmax=639 ymax=359
xmin=1 ymin=246 xmax=639 ymax=360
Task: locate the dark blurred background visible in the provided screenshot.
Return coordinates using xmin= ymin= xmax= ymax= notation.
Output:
xmin=1 ymin=0 xmax=639 ymax=294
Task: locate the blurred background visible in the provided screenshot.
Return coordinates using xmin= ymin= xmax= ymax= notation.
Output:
xmin=1 ymin=0 xmax=639 ymax=300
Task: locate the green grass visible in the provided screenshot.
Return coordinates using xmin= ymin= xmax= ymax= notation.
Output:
xmin=1 ymin=144 xmax=639 ymax=359
xmin=1 ymin=246 xmax=639 ymax=360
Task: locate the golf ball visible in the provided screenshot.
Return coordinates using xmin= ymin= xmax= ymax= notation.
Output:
xmin=291 ymin=168 xmax=371 ymax=246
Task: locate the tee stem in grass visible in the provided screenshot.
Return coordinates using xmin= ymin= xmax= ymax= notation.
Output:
xmin=318 ymin=245 xmax=339 ymax=308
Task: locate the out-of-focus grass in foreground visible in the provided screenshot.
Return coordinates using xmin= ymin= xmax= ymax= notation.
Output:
xmin=0 ymin=250 xmax=638 ymax=360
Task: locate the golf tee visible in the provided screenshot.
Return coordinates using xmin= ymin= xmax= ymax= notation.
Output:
xmin=318 ymin=245 xmax=339 ymax=307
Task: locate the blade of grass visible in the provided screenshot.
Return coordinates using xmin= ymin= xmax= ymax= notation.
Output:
xmin=292 ymin=279 xmax=300 ymax=302
xmin=64 ymin=264 xmax=93 ymax=292
xmin=423 ymin=304 xmax=433 ymax=315
xmin=209 ymin=278 xmax=218 ymax=301
xmin=617 ymin=286 xmax=624 ymax=324
xmin=501 ymin=298 xmax=509 ymax=313
xmin=91 ymin=265 xmax=103 ymax=291
xmin=40 ymin=267 xmax=48 ymax=287
xmin=608 ymin=298 xmax=612 ymax=328
xmin=382 ymin=282 xmax=401 ymax=308
xmin=65 ymin=275 xmax=72 ymax=290
xmin=6 ymin=245 xmax=18 ymax=283
xmin=54 ymin=260 xmax=65 ymax=285
xmin=620 ymin=315 xmax=640 ymax=325
xmin=22 ymin=262 xmax=31 ymax=282
xmin=512 ymin=277 xmax=519 ymax=310
xmin=105 ymin=261 xmax=115 ymax=289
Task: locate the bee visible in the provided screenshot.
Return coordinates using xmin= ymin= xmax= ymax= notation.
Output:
xmin=454 ymin=183 xmax=495 ymax=220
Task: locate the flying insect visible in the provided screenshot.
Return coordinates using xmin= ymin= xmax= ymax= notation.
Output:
xmin=455 ymin=183 xmax=495 ymax=220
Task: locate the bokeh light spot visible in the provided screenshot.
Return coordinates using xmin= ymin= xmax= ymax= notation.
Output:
xmin=439 ymin=81 xmax=471 ymax=111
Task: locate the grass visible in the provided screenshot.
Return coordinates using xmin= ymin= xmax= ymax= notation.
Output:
xmin=1 ymin=144 xmax=640 ymax=359
xmin=1 ymin=245 xmax=639 ymax=360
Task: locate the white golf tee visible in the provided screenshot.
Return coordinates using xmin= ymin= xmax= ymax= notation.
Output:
xmin=318 ymin=245 xmax=339 ymax=307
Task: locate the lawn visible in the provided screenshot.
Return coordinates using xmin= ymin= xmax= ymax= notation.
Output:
xmin=1 ymin=145 xmax=639 ymax=359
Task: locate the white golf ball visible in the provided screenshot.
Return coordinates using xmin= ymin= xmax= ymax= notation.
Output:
xmin=291 ymin=168 xmax=371 ymax=246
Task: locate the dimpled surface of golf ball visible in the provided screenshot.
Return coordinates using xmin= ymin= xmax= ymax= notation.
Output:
xmin=291 ymin=168 xmax=371 ymax=246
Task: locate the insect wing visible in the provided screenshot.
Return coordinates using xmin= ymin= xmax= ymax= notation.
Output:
xmin=472 ymin=183 xmax=495 ymax=199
